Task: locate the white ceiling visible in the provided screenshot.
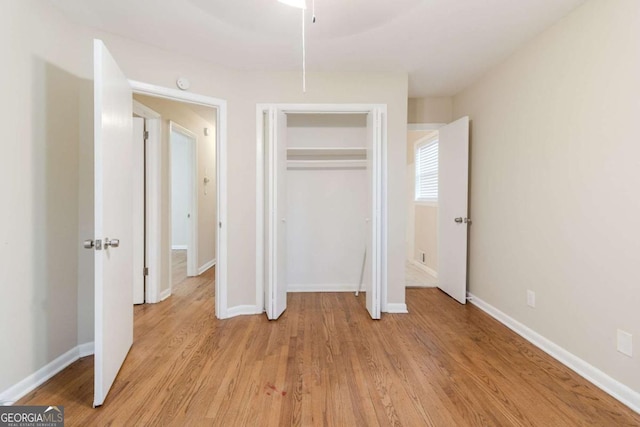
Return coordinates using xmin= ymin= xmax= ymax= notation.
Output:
xmin=49 ymin=0 xmax=585 ymax=96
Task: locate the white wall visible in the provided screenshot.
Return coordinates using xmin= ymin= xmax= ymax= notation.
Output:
xmin=170 ymin=132 xmax=191 ymax=249
xmin=287 ymin=114 xmax=368 ymax=148
xmin=453 ymin=0 xmax=640 ymax=394
xmin=414 ymin=206 xmax=438 ymax=272
xmin=1 ymin=0 xmax=407 ymax=396
xmin=408 ymin=97 xmax=452 ymax=124
xmin=0 ymin=0 xmax=92 ymax=395
xmin=286 ymin=114 xmax=367 ymax=291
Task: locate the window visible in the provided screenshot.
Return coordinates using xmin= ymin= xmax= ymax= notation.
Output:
xmin=415 ymin=139 xmax=438 ymax=203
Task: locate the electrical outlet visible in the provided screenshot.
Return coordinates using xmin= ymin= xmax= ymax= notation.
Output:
xmin=617 ymin=330 xmax=633 ymax=357
xmin=527 ymin=290 xmax=536 ymax=308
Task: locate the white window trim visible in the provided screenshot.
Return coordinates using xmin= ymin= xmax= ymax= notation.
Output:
xmin=414 ymin=134 xmax=439 ymax=205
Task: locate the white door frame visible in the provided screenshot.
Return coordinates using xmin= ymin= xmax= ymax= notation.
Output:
xmin=132 ymin=100 xmax=161 ymax=304
xmin=130 ymin=80 xmax=229 ymax=319
xmin=131 ymin=116 xmax=146 ymax=304
xmin=256 ymin=103 xmax=388 ymax=313
xmin=169 ymin=121 xmax=199 ymax=280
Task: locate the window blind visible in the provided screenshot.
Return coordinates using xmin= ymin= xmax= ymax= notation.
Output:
xmin=415 ymin=140 xmax=438 ymax=202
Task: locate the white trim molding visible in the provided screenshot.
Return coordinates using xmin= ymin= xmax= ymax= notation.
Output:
xmin=78 ymin=342 xmax=95 ymax=358
xmin=0 ymin=342 xmax=95 ymax=406
xmin=172 ymin=245 xmax=188 ymax=250
xmin=227 ymin=305 xmax=263 ymax=317
xmin=384 ymin=303 xmax=409 ymax=314
xmin=409 ymin=259 xmax=438 ymax=279
xmin=160 ymin=289 xmax=171 ymax=302
xmin=198 ymin=259 xmax=216 ymax=275
xmin=468 ymin=293 xmax=640 ymax=414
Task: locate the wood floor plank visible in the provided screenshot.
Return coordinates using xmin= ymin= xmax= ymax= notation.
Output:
xmin=15 ymin=274 xmax=640 ymax=426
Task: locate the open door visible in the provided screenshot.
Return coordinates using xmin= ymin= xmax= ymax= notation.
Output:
xmin=438 ymin=116 xmax=470 ymax=304
xmin=365 ymin=110 xmax=382 ymax=319
xmin=93 ymin=39 xmax=134 ymax=407
xmin=264 ymin=109 xmax=288 ymax=320
xmin=132 ymin=117 xmax=145 ymax=305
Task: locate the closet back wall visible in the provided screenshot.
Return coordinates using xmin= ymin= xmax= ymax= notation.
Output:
xmin=286 ymin=114 xmax=367 ymax=292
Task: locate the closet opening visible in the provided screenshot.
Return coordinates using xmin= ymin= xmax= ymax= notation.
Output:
xmin=257 ymin=104 xmax=387 ymax=321
xmin=286 ymin=113 xmax=369 ymax=293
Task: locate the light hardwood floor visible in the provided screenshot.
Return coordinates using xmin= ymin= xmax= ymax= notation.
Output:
xmin=18 ymin=269 xmax=640 ymax=426
xmin=406 ymin=261 xmax=438 ymax=287
xmin=171 ymin=249 xmax=187 ymax=286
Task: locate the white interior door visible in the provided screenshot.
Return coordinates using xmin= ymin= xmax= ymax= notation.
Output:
xmin=265 ymin=109 xmax=288 ymax=320
xmin=132 ymin=117 xmax=145 ymax=304
xmin=93 ymin=39 xmax=134 ymax=407
xmin=170 ymin=124 xmax=198 ymax=280
xmin=365 ymin=110 xmax=382 ymax=319
xmin=438 ymin=116 xmax=470 ymax=304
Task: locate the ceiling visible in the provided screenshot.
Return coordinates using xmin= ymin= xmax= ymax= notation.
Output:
xmin=49 ymin=0 xmax=585 ymax=97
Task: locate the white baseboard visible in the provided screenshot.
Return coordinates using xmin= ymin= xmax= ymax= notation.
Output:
xmin=468 ymin=293 xmax=640 ymax=414
xmin=0 ymin=341 xmax=95 ymax=406
xmin=409 ymin=259 xmax=438 ymax=279
xmin=78 ymin=342 xmax=95 ymax=358
xmin=171 ymin=245 xmax=187 ymax=250
xmin=227 ymin=305 xmax=262 ymax=317
xmin=160 ymin=288 xmax=171 ymax=301
xmin=385 ymin=303 xmax=409 ymax=314
xmin=198 ymin=259 xmax=216 ymax=275
xmin=287 ymin=283 xmax=360 ymax=292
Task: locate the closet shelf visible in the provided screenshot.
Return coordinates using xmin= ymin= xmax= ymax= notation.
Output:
xmin=287 ymin=147 xmax=366 ymax=161
xmin=287 ymin=159 xmax=366 ymax=170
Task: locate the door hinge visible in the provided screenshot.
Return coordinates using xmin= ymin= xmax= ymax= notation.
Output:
xmin=144 ymin=267 xmax=149 ymax=276
xmin=143 ymin=131 xmax=149 ymax=140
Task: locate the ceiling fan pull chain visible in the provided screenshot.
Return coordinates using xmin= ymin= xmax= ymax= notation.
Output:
xmin=312 ymin=0 xmax=316 ymax=23
xmin=302 ymin=7 xmax=306 ymax=92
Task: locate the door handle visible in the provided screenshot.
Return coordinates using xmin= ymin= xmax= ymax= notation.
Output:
xmin=83 ymin=239 xmax=103 ymax=250
xmin=454 ymin=217 xmax=463 ymax=223
xmin=104 ymin=238 xmax=120 ymax=248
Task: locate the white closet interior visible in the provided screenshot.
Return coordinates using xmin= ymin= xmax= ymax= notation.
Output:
xmin=285 ymin=113 xmax=369 ymax=292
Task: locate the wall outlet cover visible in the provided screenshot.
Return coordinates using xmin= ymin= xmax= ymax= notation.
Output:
xmin=617 ymin=330 xmax=633 ymax=357
xmin=526 ymin=290 xmax=535 ymax=308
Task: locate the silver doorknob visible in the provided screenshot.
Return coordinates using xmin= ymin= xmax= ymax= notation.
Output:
xmin=83 ymin=239 xmax=94 ymax=249
xmin=455 ymin=217 xmax=463 ymax=223
xmin=104 ymin=238 xmax=120 ymax=248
